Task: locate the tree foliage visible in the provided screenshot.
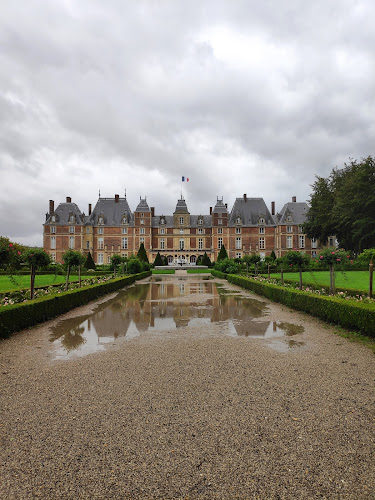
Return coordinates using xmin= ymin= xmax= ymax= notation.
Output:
xmin=304 ymin=156 xmax=375 ymax=253
xmin=22 ymin=248 xmax=52 ymax=299
xmin=217 ymin=244 xmax=228 ymax=261
xmin=137 ymin=243 xmax=149 ymax=263
xmin=84 ymin=251 xmax=96 ymax=270
xmin=153 ymin=252 xmax=163 ymax=266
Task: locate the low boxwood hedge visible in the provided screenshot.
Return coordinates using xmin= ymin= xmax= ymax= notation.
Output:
xmin=225 ymin=274 xmax=375 ymax=338
xmin=211 ymin=270 xmax=228 ymax=279
xmin=0 ymin=271 xmax=151 ymax=339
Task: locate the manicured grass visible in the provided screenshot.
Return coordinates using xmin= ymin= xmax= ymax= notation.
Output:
xmin=152 ymin=269 xmax=175 ymax=274
xmin=268 ymin=271 xmax=370 ymax=292
xmin=0 ymin=274 xmax=95 ymax=293
xmin=186 ymin=269 xmax=211 ymax=274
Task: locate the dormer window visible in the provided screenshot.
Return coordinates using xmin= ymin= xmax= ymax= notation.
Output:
xmin=160 ymin=217 xmax=165 ymax=225
xmin=140 ymin=219 xmax=144 ymax=225
xmin=287 ymin=215 xmax=292 ymax=222
xmin=69 ymin=214 xmax=75 ymax=223
xmin=51 ymin=215 xmax=56 ymax=222
xmin=198 ymin=217 xmax=203 ymax=225
xmin=98 ymin=215 xmax=104 ymax=225
xmin=236 ymin=217 xmax=242 ymax=225
xmin=141 ymin=213 xmax=144 ymax=217
xmin=259 ymin=217 xmax=265 ymax=225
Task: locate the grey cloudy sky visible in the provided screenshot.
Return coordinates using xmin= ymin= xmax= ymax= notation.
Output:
xmin=1 ymin=0 xmax=374 ymax=246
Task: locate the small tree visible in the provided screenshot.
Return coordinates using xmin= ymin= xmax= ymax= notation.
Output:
xmin=201 ymin=252 xmax=211 ymax=267
xmin=62 ymin=250 xmax=86 ymax=290
xmin=137 ymin=243 xmax=149 ymax=263
xmin=276 ymin=257 xmax=285 ymax=285
xmin=264 ymin=256 xmax=274 ymax=278
xmin=162 ymin=256 xmax=168 ymax=266
xmin=317 ymin=247 xmax=347 ymax=294
xmin=127 ymin=257 xmax=142 ymax=274
xmin=22 ymin=249 xmax=51 ymax=299
xmin=154 ymin=252 xmax=163 ymax=266
xmin=245 ymin=254 xmax=261 ymax=275
xmin=217 ymin=244 xmax=228 ymax=261
xmin=84 ymin=251 xmax=96 ymax=270
xmin=358 ymin=248 xmax=375 ymax=299
xmin=284 ymin=250 xmax=310 ymax=290
xmin=270 ymin=250 xmax=276 ymax=261
xmin=111 ymin=254 xmax=122 ymax=278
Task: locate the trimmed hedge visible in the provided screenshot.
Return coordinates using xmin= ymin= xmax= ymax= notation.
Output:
xmin=225 ymin=274 xmax=375 ymax=338
xmin=0 ymin=271 xmax=151 ymax=339
xmin=211 ymin=270 xmax=228 ymax=279
xmin=278 ymin=278 xmax=365 ymax=298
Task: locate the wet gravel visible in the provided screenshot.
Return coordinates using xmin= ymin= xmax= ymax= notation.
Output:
xmin=1 ymin=277 xmax=374 ymax=499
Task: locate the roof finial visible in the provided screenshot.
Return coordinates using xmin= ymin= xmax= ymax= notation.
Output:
xmin=124 ymin=189 xmax=127 ymax=198
xmin=99 ymin=188 xmax=101 ymax=198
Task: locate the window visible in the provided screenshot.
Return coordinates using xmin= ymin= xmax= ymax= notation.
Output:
xmin=140 ymin=219 xmax=144 ymax=225
xmin=259 ymin=237 xmax=265 ymax=250
xmin=160 ymin=217 xmax=165 ymax=225
xmin=122 ymin=238 xmax=128 ymax=249
xmin=140 ymin=227 xmax=145 ymax=234
xmin=50 ymin=253 xmax=56 ymax=263
xmin=50 ymin=226 xmax=56 ymax=234
xmin=218 ymin=219 xmax=222 ymax=225
xmin=69 ymin=236 xmax=75 ymax=249
xmin=259 ymin=227 xmax=265 ymax=234
xmin=236 ymin=217 xmax=241 ymax=224
xmin=236 ymin=252 xmax=242 ymax=259
xmin=98 ymin=227 xmax=103 ymax=234
xmin=299 ymin=235 xmax=305 ymax=248
xmin=218 ymin=227 xmax=223 ymax=234
xmin=198 ymin=228 xmax=203 ymax=234
xmin=51 ymin=215 xmax=56 ymax=222
xmin=298 ymin=226 xmax=303 ymax=233
xmin=180 ymin=229 xmax=184 ymax=234
xmin=179 ymin=239 xmax=185 ymax=250
xmin=179 ymin=217 xmax=184 ymax=225
xmin=141 ymin=213 xmax=144 ymax=217
xmin=236 ymin=227 xmax=241 ymax=234
xmin=69 ymin=226 xmax=75 ymax=233
xmin=121 ymin=252 xmax=128 ymax=258
xmin=160 ymin=238 xmax=165 ymax=250
xmin=287 ymin=236 xmax=293 ymax=248
xmin=98 ymin=253 xmax=104 ymax=265
xmin=50 ymin=236 xmax=56 ymax=249
xmin=329 ymin=237 xmax=334 ymax=246
xmin=121 ymin=217 xmax=127 ymax=224
xmin=287 ymin=215 xmax=292 ymax=222
xmin=236 ymin=237 xmax=241 ymax=249
xmin=160 ymin=228 xmax=165 ymax=235
xmin=86 ymin=241 xmax=89 ymax=249
xmin=140 ymin=237 xmax=144 ymax=245
xmin=287 ymin=225 xmax=293 ymax=233
xmin=218 ymin=237 xmax=223 ymax=249
xmin=198 ymin=238 xmax=203 ymax=250
xmin=69 ymin=215 xmax=75 ymax=223
xmin=311 ymin=237 xmax=317 ymax=249
xmin=198 ymin=219 xmax=203 ymax=225
xmin=121 ymin=227 xmax=127 ymax=234
xmin=86 ymin=227 xmax=90 ymax=233
xmin=98 ymin=237 xmax=104 ymax=249
xmin=259 ymin=217 xmax=265 ymax=224
xmin=312 ymin=251 xmax=317 ymax=258
xmin=98 ymin=216 xmax=104 ymax=225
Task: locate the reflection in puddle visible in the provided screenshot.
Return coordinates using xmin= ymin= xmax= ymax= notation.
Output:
xmin=49 ymin=280 xmax=304 ymax=360
xmin=269 ymin=339 xmax=306 ymax=353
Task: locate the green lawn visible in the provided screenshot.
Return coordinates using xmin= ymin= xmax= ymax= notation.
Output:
xmin=268 ymin=271 xmax=370 ymax=292
xmin=0 ymin=275 xmax=93 ymax=293
xmin=152 ymin=269 xmax=175 ymax=274
xmin=186 ymin=269 xmax=211 ymax=274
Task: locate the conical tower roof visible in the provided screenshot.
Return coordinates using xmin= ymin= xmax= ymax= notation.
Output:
xmin=174 ymin=196 xmax=189 ymax=213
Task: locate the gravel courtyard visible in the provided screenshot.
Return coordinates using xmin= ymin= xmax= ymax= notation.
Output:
xmin=1 ymin=276 xmax=374 ymax=499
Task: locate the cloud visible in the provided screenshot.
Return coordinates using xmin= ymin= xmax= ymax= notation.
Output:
xmin=0 ymin=0 xmax=374 ymax=245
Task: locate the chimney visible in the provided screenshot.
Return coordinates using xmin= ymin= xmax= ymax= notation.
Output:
xmin=115 ymin=194 xmax=119 ymax=203
xmin=225 ymin=203 xmax=228 ymax=209
xmin=244 ymin=194 xmax=247 ymax=202
xmin=88 ymin=203 xmax=92 ymax=215
xmin=271 ymin=201 xmax=275 ymax=215
xmin=292 ymin=196 xmax=296 ymax=202
xmin=210 ymin=207 xmax=212 ymax=215
xmin=66 ymin=196 xmax=71 ymax=203
xmin=151 ymin=207 xmax=155 ymax=217
xmin=49 ymin=200 xmax=54 ymax=214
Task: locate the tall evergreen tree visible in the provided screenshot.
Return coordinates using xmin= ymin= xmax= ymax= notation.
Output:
xmin=137 ymin=243 xmax=149 ymax=263
xmin=84 ymin=251 xmax=96 ymax=270
xmin=217 ymin=244 xmax=228 ymax=261
xmin=153 ymin=252 xmax=163 ymax=266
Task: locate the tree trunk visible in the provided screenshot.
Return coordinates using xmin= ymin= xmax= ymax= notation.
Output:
xmin=299 ymin=265 xmax=303 ymax=290
xmin=369 ymin=258 xmax=373 ymax=299
xmin=78 ymin=265 xmax=81 ymax=288
xmin=65 ymin=265 xmax=70 ymax=291
xmin=268 ymin=263 xmax=270 ymax=279
xmin=329 ymin=264 xmax=335 ymax=294
xmin=114 ymin=265 xmax=116 ymax=278
xmin=280 ymin=265 xmax=284 ymax=286
xmin=30 ymin=264 xmax=35 ymax=300
xmin=246 ymin=263 xmax=248 ymax=277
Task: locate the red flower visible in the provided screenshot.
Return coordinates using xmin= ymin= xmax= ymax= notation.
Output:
xmin=9 ymin=244 xmax=12 ymax=247
xmin=331 ymin=251 xmax=335 ymax=254
xmin=18 ymin=251 xmax=21 ymax=255
xmin=320 ymin=256 xmax=323 ymax=259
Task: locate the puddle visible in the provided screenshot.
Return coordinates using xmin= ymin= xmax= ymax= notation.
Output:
xmin=268 ymin=339 xmax=306 ymax=353
xmin=49 ymin=280 xmax=304 ymax=360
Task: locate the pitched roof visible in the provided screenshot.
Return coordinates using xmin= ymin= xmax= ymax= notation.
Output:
xmin=135 ymin=198 xmax=151 ymax=213
xmin=228 ymin=197 xmax=274 ymax=226
xmin=212 ymin=198 xmax=228 ymax=214
xmin=276 ymin=202 xmax=309 ymax=224
xmin=87 ymin=197 xmax=134 ymax=226
xmin=46 ymin=202 xmax=84 ymax=225
xmin=174 ymin=197 xmax=189 ymax=213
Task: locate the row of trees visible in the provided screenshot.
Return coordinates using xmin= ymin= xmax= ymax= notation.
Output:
xmin=304 ymin=156 xmax=375 ymax=253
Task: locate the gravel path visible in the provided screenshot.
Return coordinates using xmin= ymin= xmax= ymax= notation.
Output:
xmin=1 ymin=276 xmax=374 ymax=499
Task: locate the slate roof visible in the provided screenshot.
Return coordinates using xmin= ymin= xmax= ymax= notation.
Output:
xmin=152 ymin=215 xmax=174 ymax=228
xmin=45 ymin=202 xmax=84 ymax=225
xmin=228 ymin=198 xmax=275 ymax=226
xmin=276 ymin=202 xmax=309 ymax=225
xmin=135 ymin=198 xmax=151 ymax=213
xmin=87 ymin=197 xmax=134 ymax=226
xmin=151 ymin=215 xmax=212 ymax=227
xmin=212 ymin=198 xmax=228 ymax=214
xmin=174 ymin=197 xmax=189 ymax=213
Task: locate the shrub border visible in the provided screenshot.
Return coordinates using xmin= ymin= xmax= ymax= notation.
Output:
xmin=211 ymin=271 xmax=375 ymax=338
xmin=0 ymin=271 xmax=151 ymax=339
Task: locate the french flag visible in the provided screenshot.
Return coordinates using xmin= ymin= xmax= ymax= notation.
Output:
xmin=182 ymin=176 xmax=189 ymax=182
